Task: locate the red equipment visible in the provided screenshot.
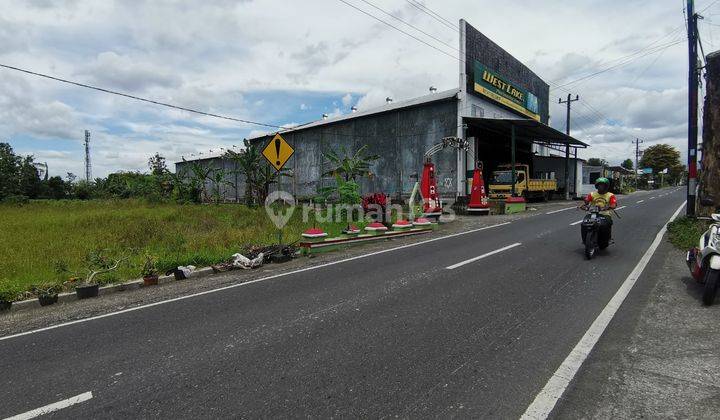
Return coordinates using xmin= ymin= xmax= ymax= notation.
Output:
xmin=419 ymin=136 xmax=471 ymax=219
xmin=420 ymin=158 xmax=442 ymax=217
xmin=467 ymin=165 xmax=489 ymax=213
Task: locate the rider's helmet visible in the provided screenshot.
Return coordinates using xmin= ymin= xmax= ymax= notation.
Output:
xmin=595 ymin=177 xmax=610 ymax=192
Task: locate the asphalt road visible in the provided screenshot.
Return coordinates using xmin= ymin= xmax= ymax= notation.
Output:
xmin=0 ymin=187 xmax=686 ymax=419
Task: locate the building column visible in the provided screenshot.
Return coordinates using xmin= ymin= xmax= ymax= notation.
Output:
xmin=511 ymin=125 xmax=516 ymax=197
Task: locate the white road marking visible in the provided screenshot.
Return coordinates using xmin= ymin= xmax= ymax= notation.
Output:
xmin=637 ymin=199 xmax=645 ymax=203
xmin=445 ymin=243 xmax=522 ymax=270
xmin=569 ymin=220 xmax=584 ymax=226
xmin=546 ymin=207 xmax=576 ymax=215
xmin=616 ymin=206 xmax=627 ymax=210
xmin=520 ymin=201 xmax=686 ymax=420
xmin=5 ymin=392 xmax=93 ymax=420
xmin=649 ymin=196 xmax=656 ymax=200
xmin=0 ymin=223 xmax=514 ymax=342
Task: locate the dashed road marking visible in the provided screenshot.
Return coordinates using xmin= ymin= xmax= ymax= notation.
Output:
xmin=546 ymin=207 xmax=576 ymax=215
xmin=0 ymin=222 xmax=515 ymax=342
xmin=637 ymin=200 xmax=645 ymax=203
xmin=5 ymin=392 xmax=93 ymax=420
xmin=445 ymin=243 xmax=522 ymax=270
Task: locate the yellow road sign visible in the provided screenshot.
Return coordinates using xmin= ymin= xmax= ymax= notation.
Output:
xmin=262 ymin=133 xmax=294 ymax=171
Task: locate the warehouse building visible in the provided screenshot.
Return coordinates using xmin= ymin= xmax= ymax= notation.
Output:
xmin=177 ymin=20 xmax=588 ymax=203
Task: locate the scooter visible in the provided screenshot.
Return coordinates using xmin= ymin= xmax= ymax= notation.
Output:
xmin=581 ymin=205 xmax=603 ymax=259
xmin=580 ymin=205 xmax=617 ymax=260
xmin=686 ymin=211 xmax=720 ymax=306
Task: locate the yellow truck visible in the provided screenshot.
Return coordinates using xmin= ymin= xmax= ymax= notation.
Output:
xmin=488 ymin=164 xmax=557 ymax=201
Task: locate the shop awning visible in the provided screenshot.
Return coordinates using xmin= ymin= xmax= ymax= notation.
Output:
xmin=463 ymin=117 xmax=589 ymax=148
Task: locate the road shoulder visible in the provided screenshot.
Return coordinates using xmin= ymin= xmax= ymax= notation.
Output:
xmin=551 ymin=237 xmax=720 ymax=419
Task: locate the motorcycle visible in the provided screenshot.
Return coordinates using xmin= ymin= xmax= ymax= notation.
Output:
xmin=686 ymin=209 xmax=720 ymax=306
xmin=580 ymin=204 xmax=616 ymax=260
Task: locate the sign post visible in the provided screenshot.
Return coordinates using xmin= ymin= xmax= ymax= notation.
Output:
xmin=262 ymin=133 xmax=294 ymax=245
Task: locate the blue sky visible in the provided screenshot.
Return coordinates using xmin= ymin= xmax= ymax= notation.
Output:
xmin=1 ymin=0 xmax=716 ymax=177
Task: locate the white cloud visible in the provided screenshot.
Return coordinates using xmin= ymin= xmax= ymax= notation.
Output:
xmin=0 ymin=0 xmax=699 ymax=172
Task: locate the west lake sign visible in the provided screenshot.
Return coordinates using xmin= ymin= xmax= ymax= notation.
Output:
xmin=473 ymin=61 xmax=540 ymax=121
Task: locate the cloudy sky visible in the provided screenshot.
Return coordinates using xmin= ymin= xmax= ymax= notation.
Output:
xmin=1 ymin=0 xmax=718 ymax=177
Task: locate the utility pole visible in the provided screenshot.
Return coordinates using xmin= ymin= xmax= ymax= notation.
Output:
xmin=633 ymin=138 xmax=643 ymax=188
xmin=687 ymin=0 xmax=699 ymax=216
xmin=84 ymin=130 xmax=92 ymax=182
xmin=559 ymin=93 xmax=579 ymax=200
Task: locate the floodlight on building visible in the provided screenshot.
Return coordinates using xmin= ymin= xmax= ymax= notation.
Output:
xmin=322 ymin=113 xmax=329 ymax=120
xmin=351 ymin=106 xmax=358 ymax=113
xmin=429 ymin=86 xmax=437 ymax=93
xmin=386 ymin=97 xmax=393 ymax=104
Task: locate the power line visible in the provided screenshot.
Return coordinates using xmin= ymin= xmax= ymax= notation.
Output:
xmin=356 ymin=0 xmax=458 ymax=53
xmin=404 ymin=0 xmax=458 ymax=32
xmin=0 ymin=63 xmax=288 ymax=130
xmin=699 ymin=0 xmax=720 ymax=13
xmin=549 ymin=26 xmax=685 ymax=87
xmin=336 ymin=0 xmax=460 ymax=61
xmin=553 ymin=39 xmax=685 ymax=89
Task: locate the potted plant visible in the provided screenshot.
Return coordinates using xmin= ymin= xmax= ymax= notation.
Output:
xmin=141 ymin=254 xmax=159 ymax=286
xmin=75 ymin=250 xmax=127 ymax=299
xmin=32 ymin=282 xmax=63 ymax=306
xmin=33 ymin=260 xmax=71 ymax=306
xmin=362 ymin=193 xmax=389 ymax=225
xmin=0 ymin=289 xmax=17 ymax=312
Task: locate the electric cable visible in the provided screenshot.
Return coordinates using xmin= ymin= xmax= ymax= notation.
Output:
xmin=356 ymin=0 xmax=458 ymax=53
xmin=0 ymin=63 xmax=288 ymax=129
xmin=404 ymin=0 xmax=458 ymax=32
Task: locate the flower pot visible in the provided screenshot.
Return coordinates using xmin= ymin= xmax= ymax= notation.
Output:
xmin=143 ymin=275 xmax=159 ymax=286
xmin=75 ymin=284 xmax=99 ymax=299
xmin=0 ymin=301 xmax=11 ymax=312
xmin=38 ymin=294 xmax=59 ymax=306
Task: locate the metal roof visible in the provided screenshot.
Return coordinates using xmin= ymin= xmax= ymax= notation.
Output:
xmin=463 ymin=117 xmax=589 ymax=148
xmin=247 ymin=88 xmax=460 ymax=141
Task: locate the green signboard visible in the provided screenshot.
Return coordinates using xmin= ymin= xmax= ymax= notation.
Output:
xmin=473 ymin=61 xmax=540 ymax=121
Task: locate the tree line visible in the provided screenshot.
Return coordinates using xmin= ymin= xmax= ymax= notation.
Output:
xmin=0 ymin=141 xmax=290 ymax=205
xmin=0 ymin=143 xmax=200 ymax=203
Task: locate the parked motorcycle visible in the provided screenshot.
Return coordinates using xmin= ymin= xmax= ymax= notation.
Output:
xmin=686 ymin=210 xmax=720 ymax=306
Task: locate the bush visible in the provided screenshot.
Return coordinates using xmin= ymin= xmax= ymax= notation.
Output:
xmin=0 ymin=283 xmax=20 ymax=302
xmin=667 ymin=216 xmax=710 ymax=250
xmin=2 ymin=194 xmax=29 ymax=205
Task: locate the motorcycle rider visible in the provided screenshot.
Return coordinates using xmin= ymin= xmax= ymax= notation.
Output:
xmin=580 ymin=177 xmax=617 ymax=249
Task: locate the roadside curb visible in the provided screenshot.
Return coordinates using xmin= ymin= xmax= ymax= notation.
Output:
xmin=9 ymin=266 xmax=215 ymax=313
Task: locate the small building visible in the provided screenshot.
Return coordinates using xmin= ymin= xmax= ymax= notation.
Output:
xmin=177 ymin=20 xmax=588 ymax=203
xmin=532 ymin=155 xmax=585 ymax=198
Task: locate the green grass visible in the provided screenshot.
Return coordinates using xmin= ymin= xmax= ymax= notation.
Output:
xmin=667 ymin=216 xmax=710 ymax=250
xmin=0 ymin=199 xmax=357 ymax=299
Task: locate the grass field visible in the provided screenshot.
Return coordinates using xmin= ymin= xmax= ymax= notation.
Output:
xmin=0 ymin=200 xmax=355 ymax=298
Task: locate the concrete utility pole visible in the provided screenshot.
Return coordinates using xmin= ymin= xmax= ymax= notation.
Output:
xmin=84 ymin=130 xmax=92 ymax=182
xmin=687 ymin=0 xmax=699 ymax=216
xmin=633 ymin=138 xmax=643 ymax=187
xmin=559 ymin=93 xmax=579 ymax=200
